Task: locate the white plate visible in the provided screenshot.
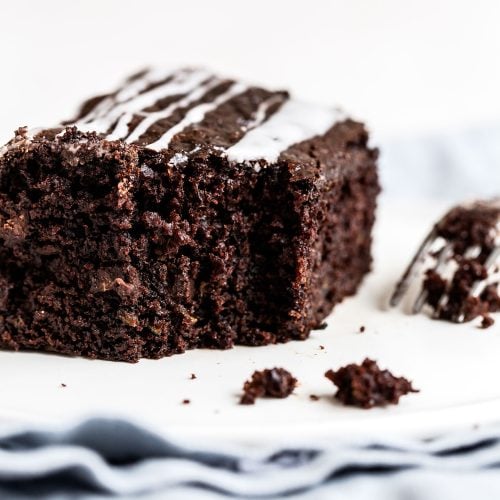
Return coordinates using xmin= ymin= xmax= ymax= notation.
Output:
xmin=1 ymin=198 xmax=499 ymax=445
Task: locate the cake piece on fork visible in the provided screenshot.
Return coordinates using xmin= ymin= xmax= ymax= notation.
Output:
xmin=391 ymin=199 xmax=500 ymax=325
xmin=0 ymin=68 xmax=379 ymax=361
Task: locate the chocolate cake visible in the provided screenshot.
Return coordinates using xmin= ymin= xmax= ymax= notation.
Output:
xmin=325 ymin=358 xmax=418 ymax=408
xmin=0 ymin=68 xmax=379 ymax=362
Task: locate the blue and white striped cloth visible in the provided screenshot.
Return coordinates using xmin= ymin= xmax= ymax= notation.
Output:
xmin=2 ymin=418 xmax=500 ymax=499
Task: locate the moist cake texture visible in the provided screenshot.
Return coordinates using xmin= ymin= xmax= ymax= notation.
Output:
xmin=422 ymin=200 xmax=500 ymax=324
xmin=0 ymin=68 xmax=379 ymax=361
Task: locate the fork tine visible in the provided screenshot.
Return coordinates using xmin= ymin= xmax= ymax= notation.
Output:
xmin=411 ymin=289 xmax=429 ymax=315
xmin=390 ymin=228 xmax=439 ymax=307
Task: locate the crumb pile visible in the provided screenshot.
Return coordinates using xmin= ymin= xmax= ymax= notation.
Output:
xmin=325 ymin=358 xmax=418 ymax=408
xmin=240 ymin=367 xmax=298 ymax=405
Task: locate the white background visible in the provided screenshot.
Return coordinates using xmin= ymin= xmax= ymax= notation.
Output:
xmin=1 ymin=0 xmax=500 ymax=145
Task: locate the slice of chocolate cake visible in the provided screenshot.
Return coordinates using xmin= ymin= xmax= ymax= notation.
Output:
xmin=0 ymin=68 xmax=379 ymax=362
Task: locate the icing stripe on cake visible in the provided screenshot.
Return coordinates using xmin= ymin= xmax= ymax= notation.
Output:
xmin=243 ymin=94 xmax=285 ymax=131
xmin=121 ymin=77 xmax=224 ymax=144
xmin=225 ymin=100 xmax=344 ymax=163
xmin=58 ymin=68 xmax=344 ymax=161
xmin=146 ymin=82 xmax=248 ymax=150
xmin=75 ymin=68 xmax=213 ymax=137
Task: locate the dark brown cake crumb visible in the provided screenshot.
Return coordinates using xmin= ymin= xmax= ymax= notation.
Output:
xmin=316 ymin=322 xmax=328 ymax=330
xmin=325 ymin=358 xmax=418 ymax=409
xmin=438 ymin=259 xmax=488 ymax=322
xmin=182 ymin=399 xmax=190 ymax=405
xmin=319 ymin=345 xmax=325 ymax=350
xmin=422 ymin=269 xmax=447 ymax=309
xmin=480 ymin=315 xmax=495 ymax=329
xmin=359 ymin=325 xmax=365 ymax=333
xmin=309 ymin=394 xmax=320 ymax=401
xmin=60 ymin=383 xmax=67 ymax=388
xmin=190 ymin=373 xmax=197 ymax=380
xmin=482 ymin=284 xmax=500 ymax=312
xmin=240 ymin=367 xmax=298 ymax=405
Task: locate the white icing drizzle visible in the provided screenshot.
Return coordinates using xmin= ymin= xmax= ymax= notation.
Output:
xmin=244 ymin=94 xmax=284 ymax=130
xmin=75 ymin=68 xmax=212 ymax=137
xmin=146 ymin=82 xmax=248 ymax=150
xmin=63 ymin=68 xmax=250 ymax=151
xmin=226 ymin=99 xmax=344 ymax=163
xmin=107 ymin=112 xmax=134 ymax=140
xmin=75 ymin=68 xmax=177 ymax=128
xmin=123 ymin=77 xmax=223 ymax=144
xmin=168 ymin=152 xmax=189 ymax=166
xmin=11 ymin=68 xmax=345 ymax=165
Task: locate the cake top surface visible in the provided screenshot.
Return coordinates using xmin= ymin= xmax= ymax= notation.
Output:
xmin=436 ymin=199 xmax=500 ymax=252
xmin=64 ymin=67 xmax=346 ymax=162
xmin=2 ymin=67 xmax=371 ymax=176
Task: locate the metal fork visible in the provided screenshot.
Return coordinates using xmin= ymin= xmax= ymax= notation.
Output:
xmin=390 ymin=199 xmax=500 ymax=321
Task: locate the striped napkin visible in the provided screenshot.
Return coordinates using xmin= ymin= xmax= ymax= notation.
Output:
xmin=1 ymin=417 xmax=500 ymax=499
